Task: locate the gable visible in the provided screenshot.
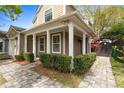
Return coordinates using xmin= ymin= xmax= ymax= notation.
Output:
xmin=33 ymin=5 xmax=64 ymax=26
xmin=7 ymin=27 xmax=18 ymax=38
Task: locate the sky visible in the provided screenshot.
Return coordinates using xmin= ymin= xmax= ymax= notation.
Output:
xmin=0 ymin=5 xmax=38 ymax=32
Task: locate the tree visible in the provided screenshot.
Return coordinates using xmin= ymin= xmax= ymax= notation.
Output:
xmin=102 ymin=20 xmax=124 ymax=41
xmin=0 ymin=5 xmax=23 ymax=21
xmin=79 ymin=5 xmax=124 ymax=35
xmin=101 ymin=20 xmax=124 ymax=57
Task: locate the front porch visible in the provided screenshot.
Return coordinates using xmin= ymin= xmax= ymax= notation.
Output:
xmin=24 ymin=22 xmax=92 ymax=59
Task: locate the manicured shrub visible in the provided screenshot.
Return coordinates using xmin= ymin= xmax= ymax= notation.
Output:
xmin=24 ymin=52 xmax=34 ymax=62
xmin=39 ymin=53 xmax=72 ymax=73
xmin=73 ymin=53 xmax=96 ymax=75
xmin=15 ymin=51 xmax=24 ymax=61
xmin=15 ymin=55 xmax=24 ymax=61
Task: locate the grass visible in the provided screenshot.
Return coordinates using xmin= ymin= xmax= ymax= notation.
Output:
xmin=31 ymin=65 xmax=84 ymax=88
xmin=110 ymin=57 xmax=124 ymax=88
xmin=0 ymin=74 xmax=7 ymax=85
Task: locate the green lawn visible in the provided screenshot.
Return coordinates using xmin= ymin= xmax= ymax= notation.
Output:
xmin=0 ymin=74 xmax=7 ymax=85
xmin=110 ymin=57 xmax=124 ymax=88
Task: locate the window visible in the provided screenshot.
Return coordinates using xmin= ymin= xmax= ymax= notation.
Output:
xmin=52 ymin=34 xmax=61 ymax=53
xmin=39 ymin=36 xmax=45 ymax=52
xmin=45 ymin=8 xmax=52 ymax=22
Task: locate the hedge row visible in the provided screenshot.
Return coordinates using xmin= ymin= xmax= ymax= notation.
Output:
xmin=39 ymin=52 xmax=96 ymax=74
xmin=15 ymin=52 xmax=34 ymax=62
xmin=0 ymin=53 xmax=11 ymax=60
xmin=39 ymin=53 xmax=72 ymax=73
xmin=73 ymin=53 xmax=96 ymax=75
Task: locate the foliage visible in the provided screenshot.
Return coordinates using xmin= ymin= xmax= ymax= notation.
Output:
xmin=0 ymin=53 xmax=11 ymax=60
xmin=15 ymin=55 xmax=24 ymax=61
xmin=79 ymin=5 xmax=124 ymax=35
xmin=73 ymin=53 xmax=96 ymax=75
xmin=15 ymin=51 xmax=25 ymax=61
xmin=39 ymin=53 xmax=72 ymax=73
xmin=101 ymin=20 xmax=124 ymax=40
xmin=24 ymin=52 xmax=34 ymax=62
xmin=111 ymin=57 xmax=124 ymax=87
xmin=0 ymin=5 xmax=23 ymax=21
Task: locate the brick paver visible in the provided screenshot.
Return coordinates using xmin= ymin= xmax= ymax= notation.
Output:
xmin=0 ymin=56 xmax=116 ymax=88
xmin=79 ymin=56 xmax=116 ymax=88
xmin=0 ymin=60 xmax=64 ymax=88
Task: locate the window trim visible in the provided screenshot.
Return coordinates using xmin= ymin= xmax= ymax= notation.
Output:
xmin=38 ymin=36 xmax=45 ymax=52
xmin=43 ymin=7 xmax=53 ymax=23
xmin=52 ymin=33 xmax=61 ymax=54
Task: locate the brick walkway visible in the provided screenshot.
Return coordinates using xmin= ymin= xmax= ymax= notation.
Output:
xmin=0 ymin=56 xmax=116 ymax=88
xmin=0 ymin=60 xmax=64 ymax=88
xmin=79 ymin=56 xmax=116 ymax=88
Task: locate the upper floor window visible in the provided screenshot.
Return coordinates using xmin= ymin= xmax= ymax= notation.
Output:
xmin=45 ymin=8 xmax=52 ymax=22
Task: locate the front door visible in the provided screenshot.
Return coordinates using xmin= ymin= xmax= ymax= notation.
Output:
xmin=11 ymin=39 xmax=17 ymax=56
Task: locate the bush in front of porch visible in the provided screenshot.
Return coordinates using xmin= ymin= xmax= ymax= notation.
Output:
xmin=38 ymin=52 xmax=96 ymax=87
xmin=15 ymin=52 xmax=34 ymax=62
xmin=39 ymin=52 xmax=96 ymax=74
xmin=39 ymin=53 xmax=72 ymax=73
xmin=73 ymin=53 xmax=96 ymax=75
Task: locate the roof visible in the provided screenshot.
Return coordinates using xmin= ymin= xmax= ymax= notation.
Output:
xmin=10 ymin=25 xmax=26 ymax=31
xmin=22 ymin=11 xmax=97 ymax=37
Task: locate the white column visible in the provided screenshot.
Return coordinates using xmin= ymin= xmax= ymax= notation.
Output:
xmin=33 ymin=33 xmax=36 ymax=58
xmin=68 ymin=22 xmax=74 ymax=70
xmin=47 ymin=30 xmax=50 ymax=53
xmin=83 ymin=33 xmax=86 ymax=55
xmin=24 ymin=35 xmax=27 ymax=52
xmin=63 ymin=30 xmax=65 ymax=54
xmin=17 ymin=33 xmax=20 ymax=54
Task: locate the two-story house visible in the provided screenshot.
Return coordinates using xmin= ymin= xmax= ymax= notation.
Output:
xmin=7 ymin=5 xmax=96 ymax=59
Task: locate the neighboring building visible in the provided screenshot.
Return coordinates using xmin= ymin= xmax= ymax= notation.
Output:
xmin=7 ymin=25 xmax=26 ymax=56
xmin=7 ymin=5 xmax=96 ymax=59
xmin=0 ymin=31 xmax=9 ymax=53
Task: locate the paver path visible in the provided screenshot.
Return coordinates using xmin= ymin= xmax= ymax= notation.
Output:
xmin=79 ymin=56 xmax=116 ymax=88
xmin=0 ymin=60 xmax=64 ymax=88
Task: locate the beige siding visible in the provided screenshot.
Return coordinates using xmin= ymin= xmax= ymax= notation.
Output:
xmin=54 ymin=6 xmax=64 ymax=19
xmin=34 ymin=5 xmax=64 ymax=26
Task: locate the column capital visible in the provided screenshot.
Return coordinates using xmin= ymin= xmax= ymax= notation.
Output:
xmin=68 ymin=21 xmax=74 ymax=27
